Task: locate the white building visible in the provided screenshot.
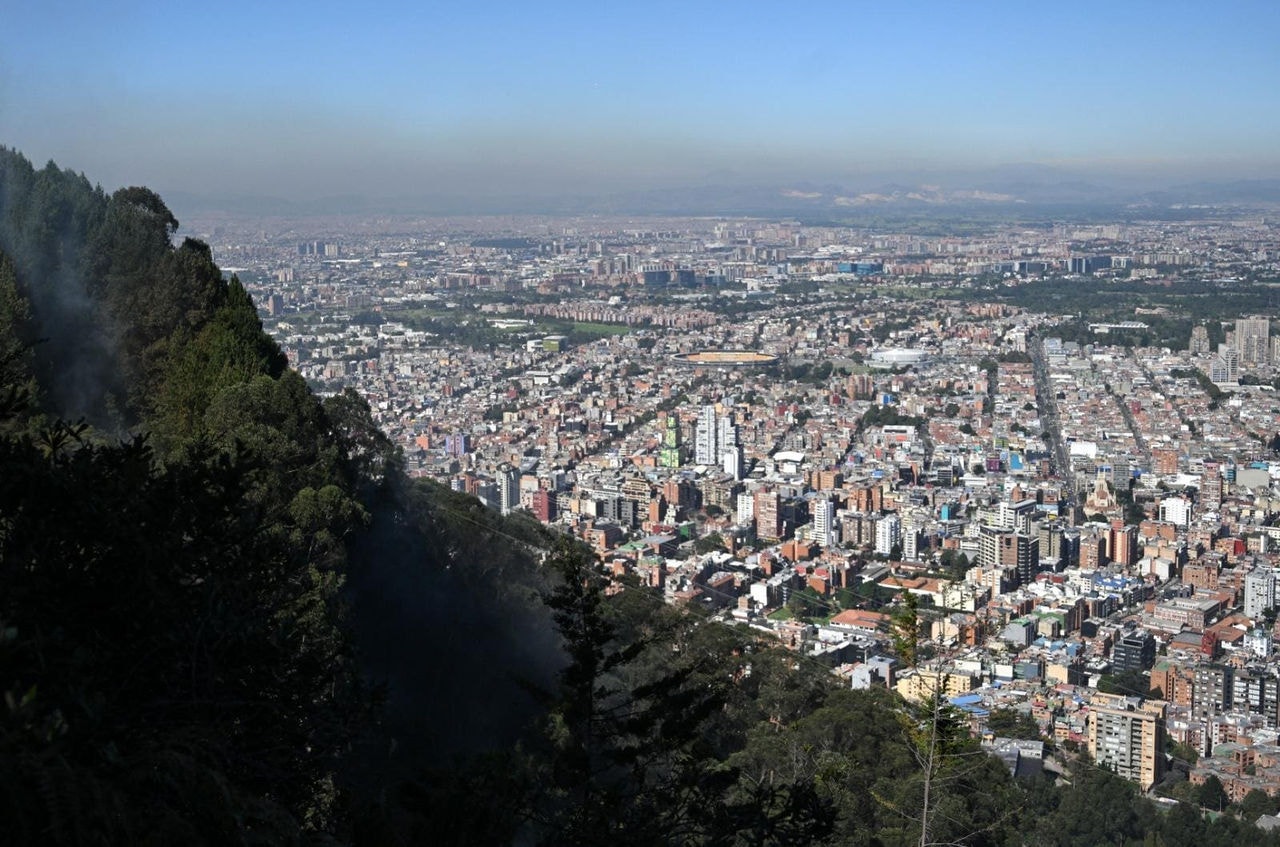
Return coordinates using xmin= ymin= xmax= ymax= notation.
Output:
xmin=1244 ymin=567 xmax=1277 ymax=619
xmin=694 ymin=406 xmax=718 ymax=466
xmin=812 ymin=499 xmax=835 ymax=548
xmin=876 ymin=513 xmax=901 ymax=557
xmin=721 ymin=446 xmax=743 ymax=481
xmin=903 ymin=521 xmax=920 ymax=561
xmin=1245 ymin=628 xmax=1272 ymax=659
xmin=1158 ymin=495 xmax=1192 ymax=527
xmin=717 ymin=415 xmax=738 ymax=460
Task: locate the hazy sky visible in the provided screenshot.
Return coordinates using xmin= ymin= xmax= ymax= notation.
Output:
xmin=3 ymin=0 xmax=1279 ymax=201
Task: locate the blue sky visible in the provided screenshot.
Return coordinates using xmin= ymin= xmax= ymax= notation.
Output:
xmin=2 ymin=0 xmax=1278 ymax=200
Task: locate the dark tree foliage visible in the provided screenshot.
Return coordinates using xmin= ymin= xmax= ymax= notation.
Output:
xmin=0 ymin=409 xmax=362 ymax=843
xmin=0 ymin=153 xmax=116 ymax=423
xmin=523 ymin=539 xmax=743 ymax=846
xmin=1196 ymin=774 xmax=1230 ymax=813
xmin=0 ymin=249 xmax=39 ymax=432
xmin=323 ymin=388 xmax=400 ymax=493
xmin=1017 ymin=759 xmax=1280 ymax=847
xmin=0 ymin=150 xmax=251 ymax=429
xmin=860 ymin=404 xmax=926 ymax=431
xmin=987 ymin=707 xmax=1042 ymax=740
xmin=152 ymin=277 xmax=289 ymax=448
xmin=1096 ymin=668 xmax=1153 ymax=698
xmin=1235 ymin=788 xmax=1280 ymax=822
xmin=0 ymin=148 xmax=372 ymax=843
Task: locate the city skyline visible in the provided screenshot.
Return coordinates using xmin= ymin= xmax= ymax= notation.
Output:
xmin=3 ymin=1 xmax=1279 ymax=208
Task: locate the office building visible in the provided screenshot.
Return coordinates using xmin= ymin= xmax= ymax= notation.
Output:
xmin=1112 ymin=631 xmax=1156 ymax=673
xmin=979 ymin=526 xmax=1039 ymax=586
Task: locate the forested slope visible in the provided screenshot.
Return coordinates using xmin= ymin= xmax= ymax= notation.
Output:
xmin=0 ymin=148 xmax=393 ymax=841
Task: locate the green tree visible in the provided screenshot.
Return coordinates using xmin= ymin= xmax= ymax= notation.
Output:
xmin=1097 ymin=668 xmax=1152 ymax=698
xmin=695 ymin=531 xmax=725 ymax=554
xmin=1031 ymin=764 xmax=1153 ymax=846
xmin=527 ymin=539 xmax=732 ymax=845
xmin=988 ymin=707 xmax=1041 ymax=740
xmin=0 ymin=249 xmax=38 ymax=432
xmin=1235 ymin=788 xmax=1278 ymax=822
xmin=322 ymin=386 xmax=400 ymax=491
xmin=1169 ymin=739 xmax=1200 ymax=766
xmin=0 ymin=417 xmax=363 ymax=843
xmin=152 ymin=277 xmax=288 ymax=447
xmin=891 ymin=592 xmax=921 ymax=668
xmin=1197 ymin=775 xmax=1229 ymax=812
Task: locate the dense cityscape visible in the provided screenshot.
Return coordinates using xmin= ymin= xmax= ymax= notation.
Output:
xmin=181 ymin=209 xmax=1280 ymax=806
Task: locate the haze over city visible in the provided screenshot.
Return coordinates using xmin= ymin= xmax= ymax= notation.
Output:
xmin=4 ymin=0 xmax=1280 ymax=212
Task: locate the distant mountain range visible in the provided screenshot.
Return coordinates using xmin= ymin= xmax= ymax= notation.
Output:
xmin=163 ymin=167 xmax=1280 ymax=220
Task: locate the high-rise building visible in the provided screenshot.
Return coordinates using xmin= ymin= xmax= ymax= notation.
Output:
xmin=694 ymin=406 xmax=718 ymax=466
xmin=531 ymin=489 xmax=555 ymax=523
xmin=847 ymin=373 xmax=875 ymax=400
xmin=444 ymin=432 xmax=470 ymax=457
xmin=1087 ymin=696 xmax=1166 ymax=790
xmin=1152 ymin=447 xmax=1180 ymax=476
xmin=979 ymin=525 xmax=1039 ymax=586
xmin=902 ymin=519 xmax=921 ymax=561
xmin=1193 ymin=665 xmax=1234 ymax=721
xmin=841 ymin=512 xmax=877 ymax=548
xmin=1245 ymin=568 xmax=1277 ymax=619
xmin=659 ymin=417 xmax=684 ymax=468
xmin=497 ymin=465 xmax=520 ymax=515
xmin=1200 ymin=460 xmax=1223 ymax=513
xmin=811 ymin=499 xmax=835 ymax=548
xmin=717 ymin=413 xmax=738 ymax=459
xmin=1038 ymin=519 xmax=1066 ymax=564
xmin=997 ymin=498 xmax=1038 ymax=534
xmin=1012 ymin=533 xmax=1040 ymax=586
xmin=755 ymin=489 xmax=781 ymax=541
xmin=1110 ymin=522 xmax=1138 ymax=567
xmin=1189 ymin=325 xmax=1211 ymax=355
xmin=1209 ymin=346 xmax=1240 ymax=385
xmin=977 ymin=525 xmax=1003 ymax=569
xmin=1236 ymin=317 xmax=1270 ymax=365
xmin=1158 ymin=495 xmax=1192 ymax=526
xmin=1233 ymin=667 xmax=1280 ymax=726
xmin=693 ymin=406 xmax=741 ymax=469
xmin=875 ymin=513 xmax=901 ymax=557
xmin=1112 ymin=631 xmax=1156 ymax=672
xmin=722 ymin=446 xmax=743 ymax=481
